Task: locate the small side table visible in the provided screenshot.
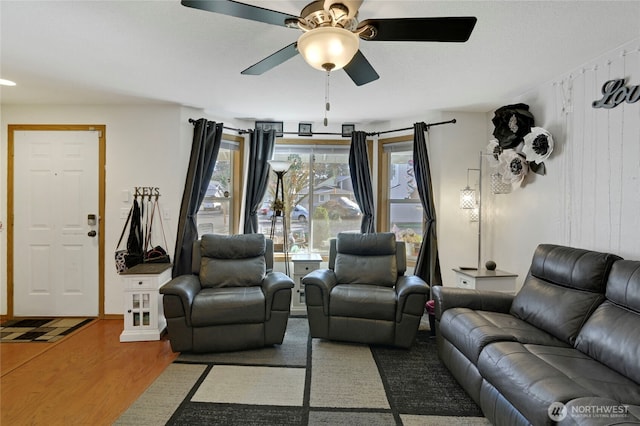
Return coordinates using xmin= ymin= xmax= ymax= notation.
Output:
xmin=120 ymin=263 xmax=172 ymax=342
xmin=291 ymin=253 xmax=322 ymax=315
xmin=452 ymin=268 xmax=518 ymax=294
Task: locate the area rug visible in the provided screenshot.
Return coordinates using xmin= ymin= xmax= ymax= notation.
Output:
xmin=115 ymin=317 xmax=490 ymax=426
xmin=0 ymin=318 xmax=94 ymax=343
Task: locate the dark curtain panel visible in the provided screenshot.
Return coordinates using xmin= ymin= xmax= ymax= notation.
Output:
xmin=243 ymin=129 xmax=276 ymax=234
xmin=348 ymin=131 xmax=375 ymax=233
xmin=172 ymin=119 xmax=223 ymax=277
xmin=413 ymin=122 xmax=443 ymax=286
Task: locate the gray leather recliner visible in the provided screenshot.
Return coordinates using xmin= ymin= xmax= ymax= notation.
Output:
xmin=160 ymin=233 xmax=294 ymax=353
xmin=302 ymin=232 xmax=430 ymax=348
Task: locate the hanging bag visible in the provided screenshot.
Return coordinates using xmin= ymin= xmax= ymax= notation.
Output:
xmin=114 ymin=205 xmax=133 ymax=273
xmin=125 ymin=198 xmax=144 ymax=268
xmin=144 ymin=198 xmax=171 ymax=264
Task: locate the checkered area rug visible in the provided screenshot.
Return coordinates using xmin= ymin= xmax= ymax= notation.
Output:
xmin=0 ymin=318 xmax=94 ymax=343
xmin=116 ymin=317 xmax=489 ymax=425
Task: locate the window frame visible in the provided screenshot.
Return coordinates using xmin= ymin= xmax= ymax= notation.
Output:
xmin=377 ymin=134 xmax=424 ymax=265
xmin=196 ymin=132 xmax=244 ymax=236
xmin=267 ymin=138 xmax=374 ymax=259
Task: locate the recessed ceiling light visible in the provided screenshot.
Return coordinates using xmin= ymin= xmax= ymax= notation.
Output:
xmin=0 ymin=79 xmax=17 ymax=86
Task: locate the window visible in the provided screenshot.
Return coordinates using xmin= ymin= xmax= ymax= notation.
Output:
xmin=196 ymin=134 xmax=243 ymax=237
xmin=256 ymin=140 xmax=363 ymax=255
xmin=378 ymin=136 xmax=424 ymax=261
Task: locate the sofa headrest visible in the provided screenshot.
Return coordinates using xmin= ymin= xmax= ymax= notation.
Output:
xmin=200 ymin=233 xmax=265 ymax=259
xmin=334 ymin=232 xmax=398 ymax=287
xmin=510 ymin=244 xmax=620 ymax=345
xmin=529 ymin=244 xmax=621 ymax=293
xmin=336 ymin=232 xmax=397 ymax=256
xmin=192 ymin=236 xmax=273 ymax=274
xmin=606 ymin=260 xmax=640 ymax=312
xmin=196 ymin=234 xmax=267 ymax=288
xmin=575 ymin=261 xmax=640 ymax=383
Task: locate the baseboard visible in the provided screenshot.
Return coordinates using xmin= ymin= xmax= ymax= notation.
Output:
xmin=102 ymin=314 xmax=124 ymax=320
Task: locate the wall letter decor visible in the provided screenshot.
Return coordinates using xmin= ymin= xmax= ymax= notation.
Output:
xmin=592 ymin=78 xmax=640 ymax=109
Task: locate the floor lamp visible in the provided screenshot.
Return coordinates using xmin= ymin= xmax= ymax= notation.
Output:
xmin=268 ymin=160 xmax=291 ymax=276
xmin=460 ymin=154 xmax=482 ymax=270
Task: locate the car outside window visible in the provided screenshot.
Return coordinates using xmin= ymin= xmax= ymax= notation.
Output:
xmin=257 ymin=140 xmax=364 ymax=255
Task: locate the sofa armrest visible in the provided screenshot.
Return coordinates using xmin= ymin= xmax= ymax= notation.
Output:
xmin=302 ymin=269 xmax=337 ymax=315
xmin=395 ymin=275 xmax=430 ymax=321
xmin=159 ymin=274 xmax=201 ymax=324
xmin=432 ymin=286 xmax=514 ymax=320
xmin=262 ymin=271 xmax=295 ymax=320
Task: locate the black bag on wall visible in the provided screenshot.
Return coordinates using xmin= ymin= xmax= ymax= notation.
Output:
xmin=125 ymin=199 xmax=144 ymax=268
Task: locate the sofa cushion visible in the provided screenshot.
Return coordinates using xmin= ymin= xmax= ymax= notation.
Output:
xmin=191 ymin=287 xmax=265 ymax=326
xmin=440 ymin=308 xmax=568 ymax=363
xmin=334 ymin=233 xmax=397 ymax=286
xmin=604 ymin=259 xmax=640 ymax=311
xmin=478 ymin=342 xmax=640 ymax=426
xmin=199 ymin=234 xmax=266 ymax=288
xmin=575 ymin=260 xmax=640 ymax=384
xmin=510 ymin=244 xmax=619 ymax=345
xmin=330 ymin=284 xmax=396 ymax=321
xmin=510 ymin=280 xmax=605 ymax=345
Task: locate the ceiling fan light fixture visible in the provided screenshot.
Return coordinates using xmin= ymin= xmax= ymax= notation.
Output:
xmin=297 ymin=26 xmax=359 ymax=71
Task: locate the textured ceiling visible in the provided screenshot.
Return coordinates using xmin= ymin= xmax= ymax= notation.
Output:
xmin=1 ymin=1 xmax=639 ymax=124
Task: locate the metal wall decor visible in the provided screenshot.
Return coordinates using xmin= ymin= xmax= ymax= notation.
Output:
xmin=255 ymin=121 xmax=284 ymax=137
xmin=592 ymin=78 xmax=639 ymax=109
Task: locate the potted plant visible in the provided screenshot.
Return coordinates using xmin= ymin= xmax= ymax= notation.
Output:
xmin=398 ymin=228 xmax=422 ymax=256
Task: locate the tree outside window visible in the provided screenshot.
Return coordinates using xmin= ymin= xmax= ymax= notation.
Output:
xmin=257 ymin=142 xmax=360 ymax=255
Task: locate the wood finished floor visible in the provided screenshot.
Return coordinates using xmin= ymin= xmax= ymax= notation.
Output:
xmin=1 ymin=319 xmax=177 ymax=425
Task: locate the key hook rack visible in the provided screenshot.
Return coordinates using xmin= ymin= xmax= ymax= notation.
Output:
xmin=134 ymin=186 xmax=161 ymax=200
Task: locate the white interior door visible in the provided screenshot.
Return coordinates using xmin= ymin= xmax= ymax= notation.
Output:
xmin=13 ymin=130 xmax=99 ymax=316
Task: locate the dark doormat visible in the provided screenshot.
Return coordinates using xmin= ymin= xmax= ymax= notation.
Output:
xmin=0 ymin=318 xmax=94 ymax=343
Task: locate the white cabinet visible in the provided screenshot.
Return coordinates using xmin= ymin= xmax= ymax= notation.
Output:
xmin=120 ymin=263 xmax=171 ymax=342
xmin=453 ymin=268 xmax=517 ymax=294
xmin=291 ymin=253 xmax=322 ymax=315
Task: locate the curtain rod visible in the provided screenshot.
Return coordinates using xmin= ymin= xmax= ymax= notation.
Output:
xmin=188 ymin=118 xmax=456 ymax=136
xmin=366 ymin=119 xmax=457 ymax=136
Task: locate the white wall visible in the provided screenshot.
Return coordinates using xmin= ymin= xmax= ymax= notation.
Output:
xmin=0 ymin=104 xmax=232 ymax=315
xmin=483 ymin=38 xmax=640 ymax=289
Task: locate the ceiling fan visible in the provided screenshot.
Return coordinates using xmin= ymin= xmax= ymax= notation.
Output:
xmin=181 ymin=0 xmax=477 ymax=86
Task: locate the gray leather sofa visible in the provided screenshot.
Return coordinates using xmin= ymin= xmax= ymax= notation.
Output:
xmin=160 ymin=233 xmax=294 ymax=353
xmin=302 ymin=232 xmax=430 ymax=348
xmin=433 ymin=244 xmax=640 ymax=425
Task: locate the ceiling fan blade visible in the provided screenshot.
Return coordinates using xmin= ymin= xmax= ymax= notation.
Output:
xmin=359 ymin=17 xmax=477 ymax=42
xmin=343 ymin=50 xmax=379 ymax=86
xmin=241 ymin=43 xmax=299 ymax=75
xmin=181 ymin=0 xmax=297 ymax=28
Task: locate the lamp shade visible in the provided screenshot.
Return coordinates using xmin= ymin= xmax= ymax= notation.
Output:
xmin=268 ymin=160 xmax=290 ymax=173
xmin=469 ymin=206 xmax=480 ymax=222
xmin=460 ymin=186 xmax=476 ymax=209
xmin=297 ymin=27 xmax=359 ymax=71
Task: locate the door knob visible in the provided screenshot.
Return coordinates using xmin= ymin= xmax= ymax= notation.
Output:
xmin=87 ymin=230 xmax=97 ymax=237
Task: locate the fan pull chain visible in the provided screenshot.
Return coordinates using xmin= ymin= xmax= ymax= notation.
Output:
xmin=324 ymin=69 xmax=331 ymax=126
